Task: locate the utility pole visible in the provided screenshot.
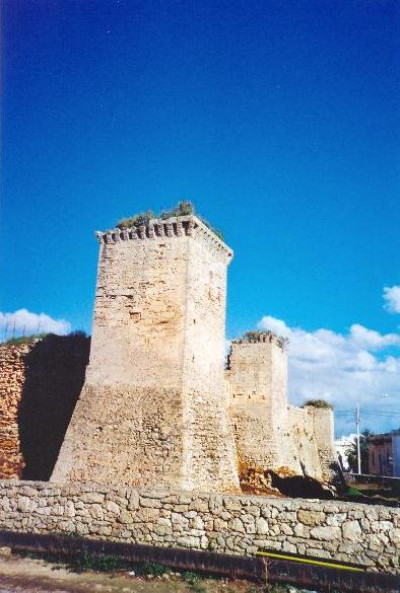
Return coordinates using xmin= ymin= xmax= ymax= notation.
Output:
xmin=356 ymin=403 xmax=361 ymax=474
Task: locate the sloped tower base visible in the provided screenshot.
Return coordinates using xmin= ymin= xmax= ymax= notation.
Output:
xmin=52 ymin=383 xmax=238 ymax=492
xmin=52 ymin=216 xmax=239 ymax=492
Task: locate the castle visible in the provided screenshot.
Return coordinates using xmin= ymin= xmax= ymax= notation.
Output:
xmin=51 ymin=213 xmax=335 ymax=491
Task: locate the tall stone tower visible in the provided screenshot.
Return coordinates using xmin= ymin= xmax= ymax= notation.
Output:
xmin=52 ymin=215 xmax=239 ymax=492
xmin=227 ymin=333 xmax=289 ymax=470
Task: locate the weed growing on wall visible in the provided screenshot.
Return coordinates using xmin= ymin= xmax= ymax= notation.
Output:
xmin=3 ymin=334 xmax=48 ymax=345
xmin=115 ymin=201 xmax=225 ymax=241
xmin=240 ymin=330 xmax=289 ymax=350
xmin=302 ymin=399 xmax=333 ymax=410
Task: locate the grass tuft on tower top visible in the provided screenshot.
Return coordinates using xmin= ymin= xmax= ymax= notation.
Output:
xmin=115 ymin=201 xmax=224 ymax=241
xmin=302 ymin=399 xmax=333 ymax=410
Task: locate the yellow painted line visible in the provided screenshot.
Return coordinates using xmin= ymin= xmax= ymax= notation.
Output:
xmin=255 ymin=551 xmax=365 ymax=573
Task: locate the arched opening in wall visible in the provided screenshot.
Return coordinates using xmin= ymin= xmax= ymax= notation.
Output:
xmin=18 ymin=333 xmax=90 ymax=480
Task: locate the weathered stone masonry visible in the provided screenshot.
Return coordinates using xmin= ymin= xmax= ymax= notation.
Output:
xmin=1 ymin=214 xmax=335 ymax=489
xmin=0 ymin=336 xmax=89 ymax=481
xmin=227 ymin=331 xmax=335 ymax=481
xmin=52 ymin=216 xmax=239 ymax=492
xmin=0 ymin=481 xmax=399 ymax=575
xmin=0 ymin=344 xmax=29 ymax=479
xmin=50 ymin=213 xmax=335 ymax=490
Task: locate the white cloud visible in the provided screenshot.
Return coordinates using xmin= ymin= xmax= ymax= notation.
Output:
xmin=349 ymin=323 xmax=400 ymax=350
xmin=257 ymin=315 xmax=400 ymax=436
xmin=383 ymin=285 xmax=400 ymax=314
xmin=257 ymin=315 xmax=291 ymax=338
xmin=0 ymin=309 xmax=71 ymax=339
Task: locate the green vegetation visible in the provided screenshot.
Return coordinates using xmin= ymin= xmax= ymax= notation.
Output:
xmin=302 ymin=399 xmax=333 ymax=410
xmin=20 ymin=548 xmax=313 ymax=592
xmin=135 ymin=561 xmax=171 ymax=577
xmin=241 ymin=330 xmax=289 ymax=350
xmin=2 ymin=334 xmax=49 ymax=346
xmin=21 ymin=549 xmax=170 ymax=576
xmin=345 ymin=486 xmax=362 ymax=497
xmin=242 ymin=330 xmax=263 ymax=341
xmin=181 ymin=571 xmax=208 ymax=593
xmin=159 ymin=200 xmax=194 ymax=219
xmin=2 ymin=330 xmax=88 ymax=348
xmin=72 ymin=554 xmax=171 ymax=576
xmin=116 ymin=209 xmax=156 ymax=230
xmin=72 ymin=551 xmax=131 ymax=572
xmin=115 ymin=201 xmax=224 ymax=241
xmin=344 ymin=429 xmax=373 ymax=473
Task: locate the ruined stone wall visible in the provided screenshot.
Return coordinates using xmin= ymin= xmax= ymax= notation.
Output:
xmin=227 ymin=339 xmax=335 ymax=480
xmin=0 ymin=344 xmax=30 ymax=478
xmin=52 ymin=216 xmax=239 ymax=492
xmin=0 ymin=336 xmax=89 ymax=481
xmin=0 ymin=480 xmax=398 ymax=574
xmin=310 ymin=407 xmax=336 ymax=480
xmin=286 ymin=406 xmax=335 ymax=481
xmin=287 ymin=406 xmax=321 ymax=478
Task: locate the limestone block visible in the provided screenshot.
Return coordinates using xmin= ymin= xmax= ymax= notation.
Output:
xmin=256 ymin=517 xmax=269 ymax=535
xmin=342 ymin=520 xmax=362 ymax=541
xmin=104 ymin=500 xmax=120 ymax=515
xmin=310 ymin=526 xmax=341 ymax=540
xmin=298 ymin=510 xmax=326 ymax=526
xmin=389 ymin=528 xmax=400 ymax=546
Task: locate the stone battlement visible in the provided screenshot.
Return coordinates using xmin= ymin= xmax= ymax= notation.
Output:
xmin=232 ymin=331 xmax=287 ymax=348
xmin=96 ymin=215 xmax=233 ymax=260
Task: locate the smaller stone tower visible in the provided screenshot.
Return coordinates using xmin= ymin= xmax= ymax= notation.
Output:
xmin=227 ymin=331 xmax=336 ymax=480
xmin=227 ymin=332 xmax=288 ymax=470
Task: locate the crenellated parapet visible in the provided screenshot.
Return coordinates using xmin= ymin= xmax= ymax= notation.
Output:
xmin=232 ymin=330 xmax=287 ymax=349
xmin=96 ymin=215 xmax=233 ymax=262
xmin=52 ymin=209 xmax=239 ymax=491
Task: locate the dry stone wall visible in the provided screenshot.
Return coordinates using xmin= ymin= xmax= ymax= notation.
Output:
xmin=0 ymin=481 xmax=398 ymax=575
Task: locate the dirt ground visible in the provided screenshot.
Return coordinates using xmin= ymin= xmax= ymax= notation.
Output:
xmin=0 ymin=553 xmax=270 ymax=593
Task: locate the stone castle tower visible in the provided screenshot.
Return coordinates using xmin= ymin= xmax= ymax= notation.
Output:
xmin=227 ymin=333 xmax=335 ymax=481
xmin=227 ymin=333 xmax=288 ymax=471
xmin=52 ymin=215 xmax=239 ymax=491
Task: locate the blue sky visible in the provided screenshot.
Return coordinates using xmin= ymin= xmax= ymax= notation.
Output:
xmin=2 ymin=0 xmax=400 ymax=435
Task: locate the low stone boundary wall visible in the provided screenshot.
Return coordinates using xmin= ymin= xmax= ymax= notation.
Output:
xmin=0 ymin=481 xmax=398 ymax=575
